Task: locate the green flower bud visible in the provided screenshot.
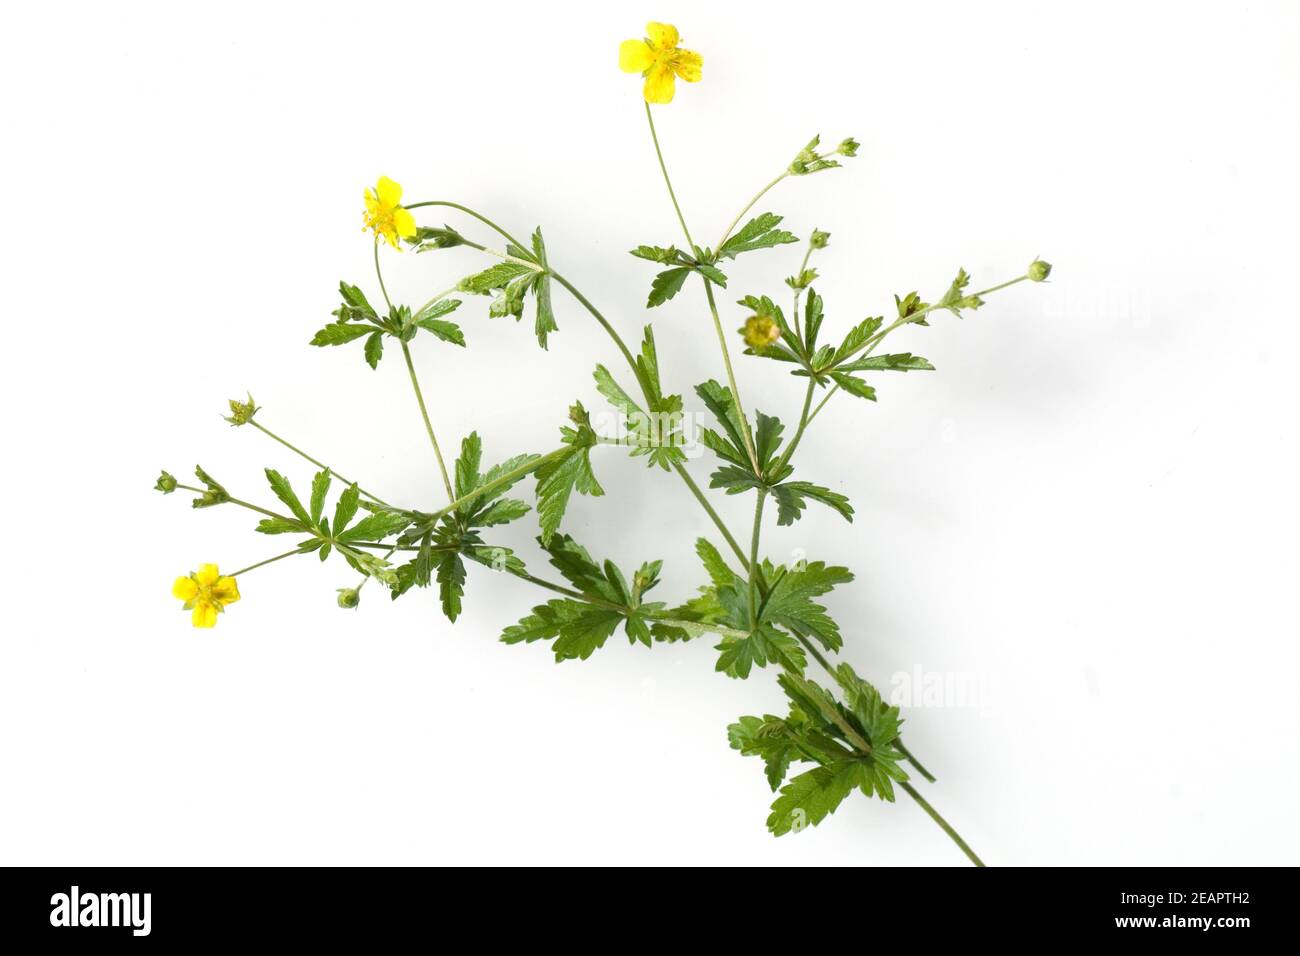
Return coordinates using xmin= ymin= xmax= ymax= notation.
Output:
xmin=155 ymin=470 xmax=177 ymax=494
xmin=1028 ymin=258 xmax=1052 ymax=282
xmin=224 ymin=393 xmax=259 ymax=426
xmin=837 ymin=137 xmax=859 ymax=157
xmin=337 ymin=587 xmax=361 ymax=609
xmin=810 ymin=229 xmax=830 ymax=250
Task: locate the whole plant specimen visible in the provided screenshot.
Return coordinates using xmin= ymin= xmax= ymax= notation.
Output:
xmin=157 ymin=21 xmax=1050 ymax=865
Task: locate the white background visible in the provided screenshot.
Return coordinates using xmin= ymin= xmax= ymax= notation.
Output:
xmin=2 ymin=1 xmax=1297 ymax=866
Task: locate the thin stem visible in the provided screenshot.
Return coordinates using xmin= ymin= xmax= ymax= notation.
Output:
xmin=894 ymin=739 xmax=937 ymax=784
xmin=804 ymin=273 xmax=1033 ymax=428
xmin=403 ymin=200 xmax=528 ymax=251
xmin=373 ymin=239 xmax=392 ymax=311
xmin=412 ymin=284 xmax=460 ymax=321
xmin=899 ymin=781 xmax=985 ymax=867
xmin=747 ymin=491 xmax=766 ymax=629
xmin=716 ymin=171 xmax=788 ymax=251
xmin=774 ymin=379 xmax=816 ymax=473
xmin=643 ymin=103 xmax=696 ymax=250
xmin=399 ymin=341 xmax=455 ymax=503
xmin=229 ymin=547 xmax=307 ymax=578
xmin=792 ymin=242 xmax=816 ymax=341
xmin=249 ymin=420 xmax=391 ymax=507
xmin=403 ymin=198 xmax=753 ymax=569
xmin=703 ymin=280 xmax=760 ymax=472
xmin=672 ymin=463 xmax=749 ymax=570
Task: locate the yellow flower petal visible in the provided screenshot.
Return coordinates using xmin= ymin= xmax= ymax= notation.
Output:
xmin=393 ymin=206 xmax=416 ymax=239
xmin=643 ymin=64 xmax=677 ymax=104
xmin=191 ymin=602 xmax=218 ymax=628
xmin=173 ymin=576 xmax=198 ymax=601
xmin=376 ymin=176 xmax=402 ymax=208
xmin=619 ymin=39 xmax=654 ymax=73
xmin=211 ymin=576 xmax=241 ymax=605
xmin=673 ymin=49 xmax=703 ymax=83
xmin=646 ymin=21 xmax=679 ymax=51
xmin=195 ymin=564 xmax=220 ymax=586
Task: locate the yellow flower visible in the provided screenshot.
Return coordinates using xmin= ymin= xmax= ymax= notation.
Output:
xmin=740 ymin=314 xmax=781 ymax=349
xmin=363 ymin=176 xmax=417 ymax=249
xmin=172 ymin=563 xmax=240 ymax=628
xmin=619 ymin=22 xmax=702 ymax=104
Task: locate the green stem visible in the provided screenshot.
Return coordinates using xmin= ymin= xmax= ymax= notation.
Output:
xmin=703 ymin=280 xmax=760 ymax=472
xmin=747 ymin=491 xmax=766 ymax=629
xmin=672 ymin=463 xmax=749 ymax=570
xmin=412 ymin=284 xmax=460 ymax=321
xmin=229 ymin=547 xmax=308 ymax=578
xmin=791 ymin=241 xmax=816 ymax=341
xmin=774 ymin=379 xmax=816 ymax=473
xmin=716 ymin=171 xmax=788 ymax=251
xmin=403 ymin=200 xmax=528 ymax=251
xmin=899 ymin=781 xmax=985 ymax=867
xmin=249 ymin=420 xmax=391 ymax=507
xmin=399 ymin=341 xmax=455 ymax=503
xmin=643 ymin=103 xmax=696 ymax=250
xmin=894 ymin=739 xmax=936 ymax=784
xmin=403 ymin=199 xmax=752 ymax=569
xmin=373 ymin=239 xmax=392 ymax=310
xmin=804 ymin=273 xmax=1033 ymax=428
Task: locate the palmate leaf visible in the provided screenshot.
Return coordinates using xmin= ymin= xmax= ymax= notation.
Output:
xmin=500 ymin=534 xmax=668 ymax=660
xmin=727 ymin=715 xmax=797 ymax=791
xmin=762 ymin=560 xmax=853 ymax=652
xmin=715 ymin=624 xmax=807 ymax=679
xmin=460 ymin=228 xmax=557 ymax=348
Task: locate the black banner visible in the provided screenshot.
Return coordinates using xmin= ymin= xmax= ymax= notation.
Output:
xmin=0 ymin=866 xmax=1283 ymax=944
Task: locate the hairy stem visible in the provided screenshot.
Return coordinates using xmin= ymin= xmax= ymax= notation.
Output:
xmin=229 ymin=547 xmax=308 ymax=578
xmin=716 ymin=171 xmax=788 ymax=251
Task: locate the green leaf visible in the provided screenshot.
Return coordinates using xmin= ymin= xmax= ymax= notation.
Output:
xmin=830 ymin=372 xmax=877 ymax=401
xmin=413 ymin=225 xmax=466 ymax=250
xmin=311 ymin=321 xmax=373 ymax=347
xmin=534 ymin=445 xmax=603 ymax=544
xmin=728 ymin=715 xmax=797 ymax=791
xmin=837 ymin=352 xmax=934 ymax=373
xmin=629 ymin=244 xmax=681 ymax=263
xmin=460 ymin=261 xmax=535 ymax=294
xmin=501 ymin=599 xmax=625 ymax=662
xmin=333 ymin=483 xmax=361 ymax=535
xmin=715 ymin=624 xmax=807 ymax=679
xmin=829 ymin=317 xmax=884 ymax=367
xmin=264 ymin=468 xmax=310 ymax=524
xmin=769 ymin=481 xmax=854 ymax=526
xmin=363 ymin=330 xmax=384 ymax=369
xmin=767 ymin=763 xmax=860 ymax=836
xmin=530 ymin=227 xmax=558 ymax=350
xmin=474 ymin=498 xmax=530 ymax=527
xmin=435 ymin=551 xmax=467 ymax=622
xmin=717 ymin=213 xmax=799 ymax=260
xmin=336 ymin=510 xmax=411 ymax=543
xmin=763 ymin=561 xmax=854 ymax=652
xmin=647 ymin=267 xmax=691 ymax=307
xmin=454 ymin=433 xmax=483 ymax=501
xmin=309 ymin=469 xmax=331 ymax=525
xmin=255 ymin=516 xmax=307 ymax=535
xmin=338 ymin=281 xmax=377 ymax=317
xmin=695 ymin=263 xmax=728 ymax=286
xmin=414 ymin=298 xmax=462 ymax=323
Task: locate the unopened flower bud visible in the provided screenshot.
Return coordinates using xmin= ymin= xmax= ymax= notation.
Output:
xmin=837 ymin=137 xmax=859 ymax=157
xmin=337 ymin=587 xmax=361 ymax=609
xmin=740 ymin=314 xmax=781 ymax=349
xmin=1028 ymin=258 xmax=1052 ymax=282
xmin=155 ymin=470 xmax=177 ymax=494
xmin=810 ymin=229 xmax=830 ymax=250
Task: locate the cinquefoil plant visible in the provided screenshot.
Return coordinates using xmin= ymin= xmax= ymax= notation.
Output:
xmin=158 ymin=20 xmax=1050 ymax=866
